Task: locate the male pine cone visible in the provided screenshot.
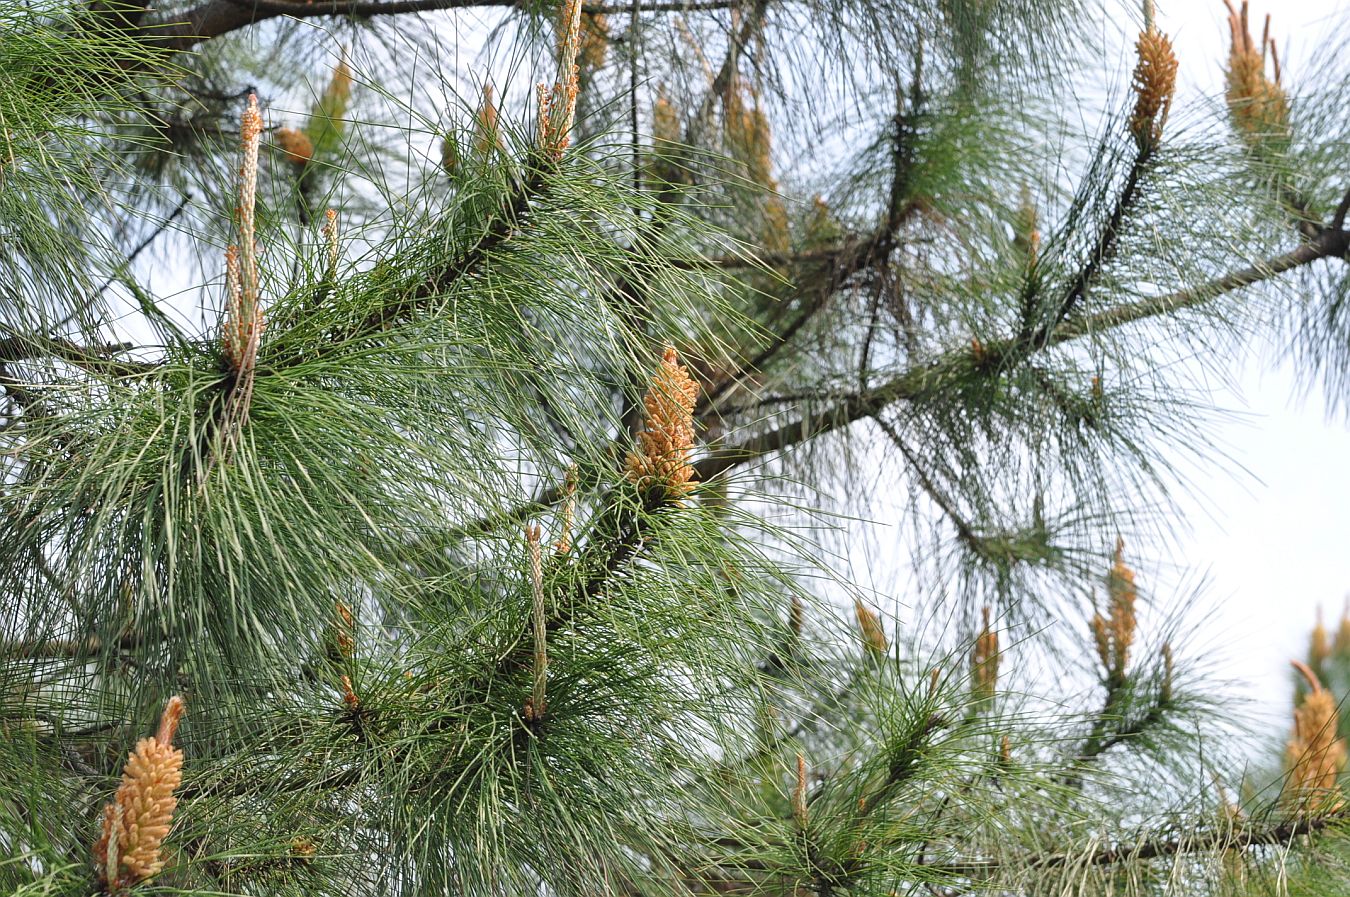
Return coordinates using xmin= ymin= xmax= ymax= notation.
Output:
xmin=625 ymin=347 xmax=699 ymax=498
xmin=1129 ymin=25 xmax=1177 ymax=148
xmin=1285 ymin=662 xmax=1347 ymax=815
xmin=93 ymin=696 xmax=186 ymax=892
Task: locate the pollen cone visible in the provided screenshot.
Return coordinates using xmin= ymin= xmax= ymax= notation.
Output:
xmin=1129 ymin=25 xmax=1177 ymax=148
xmin=625 ymin=347 xmax=700 ymax=498
xmin=93 ymin=697 xmax=186 ymax=891
xmin=1284 ymin=661 xmax=1346 ymax=815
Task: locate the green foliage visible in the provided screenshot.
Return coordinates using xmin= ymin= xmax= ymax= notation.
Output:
xmin=2 ymin=0 xmax=1350 ymax=896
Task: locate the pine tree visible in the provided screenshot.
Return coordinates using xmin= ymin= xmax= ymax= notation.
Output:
xmin=2 ymin=0 xmax=1350 ymax=895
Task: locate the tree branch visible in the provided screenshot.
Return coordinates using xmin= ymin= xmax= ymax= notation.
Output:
xmin=0 ymin=334 xmax=154 ymax=378
xmin=697 ymin=227 xmax=1350 ymax=482
xmin=152 ymin=0 xmax=741 ymax=52
xmin=697 ymin=240 xmax=870 ymax=414
xmin=1331 ymin=184 xmax=1350 ymax=233
xmin=1024 ymin=142 xmax=1152 ymax=348
xmin=393 ymin=228 xmax=1350 ymax=551
xmin=1053 ymin=226 xmax=1348 ymax=340
xmin=931 ymin=808 xmax=1350 ymax=878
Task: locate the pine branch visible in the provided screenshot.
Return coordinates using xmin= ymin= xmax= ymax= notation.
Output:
xmin=1062 ymin=677 xmax=1170 ymax=790
xmin=151 ymin=0 xmax=743 ymax=53
xmin=706 ymin=807 xmax=1350 ymax=888
xmin=697 ymin=227 xmax=1350 ymax=482
xmin=698 ymin=239 xmax=872 ymax=414
xmin=344 ymin=169 xmax=546 ymax=339
xmin=872 ymin=415 xmax=983 ymax=552
xmin=1083 ymin=701 xmax=1167 ymax=758
xmin=0 ymin=334 xmax=153 ymax=378
xmin=930 ymin=808 xmax=1350 ymax=878
xmin=297 ymin=223 xmax=1350 ymax=565
xmin=1052 ymin=225 xmax=1349 ymax=340
xmin=1023 ymin=143 xmax=1153 ymax=349
xmin=1332 ymin=184 xmax=1350 ymax=233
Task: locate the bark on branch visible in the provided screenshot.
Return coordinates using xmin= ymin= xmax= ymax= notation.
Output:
xmin=151 ymin=0 xmax=741 ymax=52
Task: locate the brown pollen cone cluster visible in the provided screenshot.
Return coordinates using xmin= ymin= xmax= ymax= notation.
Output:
xmin=624 ymin=347 xmax=699 ymax=498
xmin=324 ymin=57 xmax=353 ymax=115
xmin=578 ymin=11 xmax=609 ymax=70
xmin=1013 ymin=185 xmax=1040 ymax=269
xmin=792 ymin=753 xmax=809 ymax=827
xmin=554 ymin=465 xmax=577 ymax=555
xmin=334 ymin=600 xmax=355 ymax=658
xmin=1284 ymin=661 xmax=1346 ymax=815
xmin=1310 ymin=605 xmax=1330 ymax=670
xmin=649 ymin=90 xmax=686 ymax=204
xmin=1223 ymin=1 xmax=1289 ymax=145
xmin=93 ymin=696 xmax=187 ymax=893
xmin=1128 ymin=25 xmax=1177 ymax=148
xmin=854 ymin=599 xmax=887 ymax=657
xmin=1335 ymin=600 xmax=1350 ymax=654
xmin=723 ymin=78 xmax=788 ymax=253
xmin=274 ymin=126 xmax=315 ymax=166
xmin=340 ymin=674 xmax=360 ymax=711
xmin=222 ymin=95 xmax=265 ymax=374
xmin=653 ymin=91 xmax=681 ymax=148
xmin=474 ymin=85 xmax=502 ymax=156
xmin=971 ymin=606 xmax=1000 ymax=702
xmin=1091 ymin=538 xmax=1137 ymax=683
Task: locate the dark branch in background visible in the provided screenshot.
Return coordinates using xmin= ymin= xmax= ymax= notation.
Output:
xmin=0 ymin=365 xmax=41 ymax=417
xmin=1063 ymin=668 xmax=1171 ymax=790
xmin=1081 ymin=700 xmax=1167 ymax=758
xmin=688 ymin=0 xmax=770 ymax=138
xmin=629 ymin=0 xmax=642 ymax=198
xmin=697 ymin=240 xmax=866 ymax=415
xmin=0 ymin=334 xmax=153 ymax=378
xmin=700 ymin=799 xmax=1349 ymax=891
xmin=700 ymin=202 xmax=925 ymax=417
xmin=359 ymin=170 xmax=544 ymax=334
xmin=149 ymin=0 xmax=742 ymax=53
xmin=858 ymin=85 xmax=917 ymax=391
xmin=1332 ymin=184 xmax=1350 ymax=233
xmin=872 ymin=416 xmax=981 ymax=551
xmin=94 ymin=194 xmax=192 ymax=303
